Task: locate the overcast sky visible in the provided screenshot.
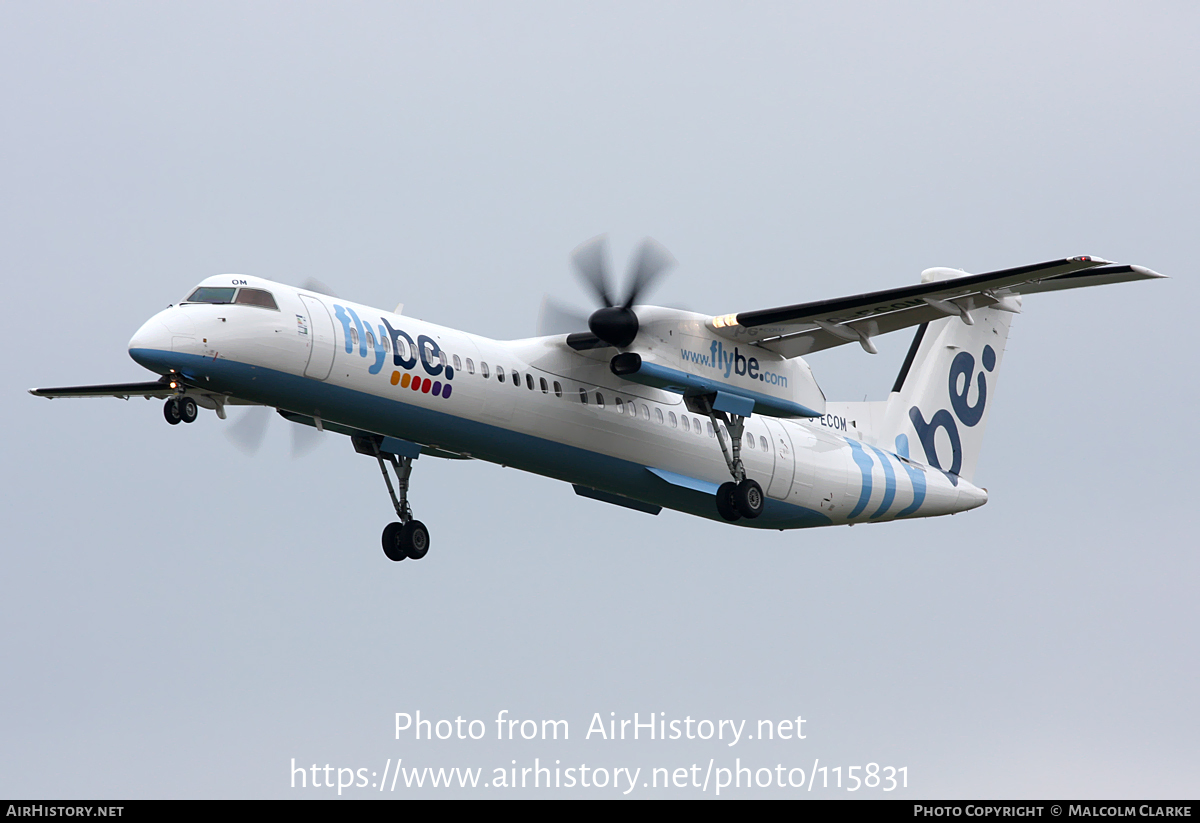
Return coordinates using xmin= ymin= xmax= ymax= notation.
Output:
xmin=2 ymin=1 xmax=1196 ymax=798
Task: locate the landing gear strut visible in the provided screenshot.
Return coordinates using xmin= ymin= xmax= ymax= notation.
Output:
xmin=698 ymin=396 xmax=764 ymax=522
xmin=364 ymin=437 xmax=430 ymax=563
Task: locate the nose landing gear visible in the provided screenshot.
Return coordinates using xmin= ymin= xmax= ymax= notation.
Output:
xmin=163 ymin=396 xmax=198 ymax=425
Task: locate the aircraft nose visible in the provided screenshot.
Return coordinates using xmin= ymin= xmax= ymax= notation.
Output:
xmin=128 ymin=315 xmax=175 ymax=373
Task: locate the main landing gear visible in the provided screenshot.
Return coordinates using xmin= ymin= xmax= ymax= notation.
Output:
xmin=696 ymin=396 xmax=764 ymax=523
xmin=356 ymin=436 xmax=430 ymax=563
xmin=163 ymin=396 xmax=198 ymax=425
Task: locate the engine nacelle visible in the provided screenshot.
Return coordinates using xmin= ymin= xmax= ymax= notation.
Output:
xmin=613 ymin=307 xmax=826 ymax=418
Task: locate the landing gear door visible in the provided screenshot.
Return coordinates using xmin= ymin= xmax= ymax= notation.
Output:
xmin=299 ymin=295 xmax=335 ymax=381
xmin=762 ymin=418 xmax=795 ymax=500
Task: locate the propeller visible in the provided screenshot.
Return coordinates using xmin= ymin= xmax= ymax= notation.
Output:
xmin=549 ymin=235 xmax=676 ymax=348
xmin=225 ymin=406 xmax=325 ymax=458
xmin=574 ymin=235 xmax=675 ymax=348
xmin=300 ymin=278 xmax=339 ymax=299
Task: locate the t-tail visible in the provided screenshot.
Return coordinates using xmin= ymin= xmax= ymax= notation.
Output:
xmin=824 ymin=259 xmax=1163 ymax=485
xmin=825 ymin=268 xmax=1019 ymax=485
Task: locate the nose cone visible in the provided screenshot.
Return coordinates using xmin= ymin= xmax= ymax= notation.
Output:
xmin=128 ymin=314 xmax=175 ymax=374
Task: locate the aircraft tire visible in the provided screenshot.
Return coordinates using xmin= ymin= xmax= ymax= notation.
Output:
xmin=402 ymin=520 xmax=430 ymax=560
xmin=179 ymin=397 xmax=198 ymax=423
xmin=163 ymin=398 xmax=182 ymax=425
xmin=734 ymin=479 xmax=764 ymax=519
xmin=382 ymin=522 xmax=407 ymax=562
xmin=715 ymin=482 xmax=742 ymax=522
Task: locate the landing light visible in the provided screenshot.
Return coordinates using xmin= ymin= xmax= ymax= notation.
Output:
xmin=712 ymin=314 xmax=739 ymax=329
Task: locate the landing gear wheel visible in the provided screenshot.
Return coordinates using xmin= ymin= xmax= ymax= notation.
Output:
xmin=715 ymin=481 xmax=742 ymax=522
xmin=734 ymin=478 xmax=764 ymax=519
xmin=163 ymin=398 xmax=182 ymax=425
xmin=402 ymin=520 xmax=430 ymax=559
xmin=179 ymin=397 xmax=198 ymax=423
xmin=382 ymin=522 xmax=407 ymax=562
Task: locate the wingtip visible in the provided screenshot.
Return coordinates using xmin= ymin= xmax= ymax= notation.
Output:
xmin=1130 ymin=264 xmax=1168 ymax=279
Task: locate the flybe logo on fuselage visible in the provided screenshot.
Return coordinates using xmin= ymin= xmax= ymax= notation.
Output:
xmin=333 ymin=304 xmax=455 ymax=399
xmin=906 ymin=345 xmax=996 ymax=483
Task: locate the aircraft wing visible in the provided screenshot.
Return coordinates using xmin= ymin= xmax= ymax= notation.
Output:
xmin=29 ymin=380 xmax=178 ymax=400
xmin=28 ymin=378 xmax=256 ymax=410
xmin=709 ymin=257 xmax=1165 ymax=357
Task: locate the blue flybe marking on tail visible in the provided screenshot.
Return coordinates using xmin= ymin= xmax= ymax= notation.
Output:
xmin=908 ymin=344 xmax=996 ymax=485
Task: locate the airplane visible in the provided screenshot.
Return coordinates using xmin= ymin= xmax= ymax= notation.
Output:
xmin=30 ymin=238 xmax=1163 ymax=563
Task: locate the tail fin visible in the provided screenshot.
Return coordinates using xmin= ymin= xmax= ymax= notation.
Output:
xmin=880 ymin=302 xmax=1016 ymax=483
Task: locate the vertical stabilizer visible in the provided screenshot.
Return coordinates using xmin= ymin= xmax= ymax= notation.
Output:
xmin=880 ymin=302 xmax=1016 ymax=483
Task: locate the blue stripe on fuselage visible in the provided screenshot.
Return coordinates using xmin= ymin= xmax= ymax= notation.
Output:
xmin=130 ymin=348 xmax=832 ymax=530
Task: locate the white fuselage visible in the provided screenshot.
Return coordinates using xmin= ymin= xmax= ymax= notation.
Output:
xmin=128 ymin=274 xmax=986 ymax=529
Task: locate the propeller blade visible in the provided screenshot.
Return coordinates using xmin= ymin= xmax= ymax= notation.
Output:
xmin=570 ymin=235 xmax=614 ymax=308
xmin=623 ymin=237 xmax=676 ymax=308
xmin=537 ymin=295 xmax=591 ymax=336
xmin=226 ymin=406 xmax=271 ymax=456
xmin=300 ymin=278 xmax=339 ymax=299
xmin=291 ymin=420 xmax=324 ymax=458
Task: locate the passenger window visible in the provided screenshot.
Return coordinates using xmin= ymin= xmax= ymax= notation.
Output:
xmin=694 ymin=417 xmax=702 ymax=434
xmin=496 ymin=365 xmax=505 ymax=382
xmin=453 ymin=355 xmax=462 ymax=370
xmin=366 ymin=331 xmax=376 ymax=348
xmin=466 ymin=358 xmax=476 ymax=374
xmin=595 ymin=392 xmax=605 ymax=409
xmin=706 ymin=421 xmax=715 ymax=437
xmin=747 ymin=433 xmax=755 ymax=449
xmin=760 ymin=436 xmax=769 ymax=452
xmin=397 ymin=337 xmax=410 ymax=360
xmin=640 ymin=404 xmax=650 ymax=420
xmin=554 ymin=381 xmax=562 ymax=398
xmin=540 ymin=377 xmax=548 ymax=394
xmin=627 ymin=400 xmax=636 ymax=417
xmin=654 ymin=408 xmax=663 ymax=424
xmin=669 ymin=411 xmax=678 ymax=428
xmin=615 ymin=398 xmax=624 ymax=414
xmin=350 ymin=327 xmax=359 ymax=346
xmin=526 ymin=373 xmax=534 ymax=390
xmin=682 ymin=416 xmax=690 ymax=432
xmin=512 ymin=370 xmax=521 ymax=387
xmin=579 ymin=388 xmax=588 ymax=405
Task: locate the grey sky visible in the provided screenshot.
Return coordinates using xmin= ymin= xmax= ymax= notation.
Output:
xmin=2 ymin=1 xmax=1195 ymax=797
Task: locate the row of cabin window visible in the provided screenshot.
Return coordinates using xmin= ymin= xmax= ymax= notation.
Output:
xmin=348 ymin=331 xmax=772 ymax=453
xmin=576 ymin=389 xmax=770 ymax=452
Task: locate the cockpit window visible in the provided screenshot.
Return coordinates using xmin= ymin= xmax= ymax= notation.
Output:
xmin=185 ymin=287 xmax=236 ymax=304
xmin=234 ymin=288 xmax=279 ymax=310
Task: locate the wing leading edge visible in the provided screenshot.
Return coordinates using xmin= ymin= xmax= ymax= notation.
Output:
xmin=709 ymin=257 xmax=1164 ymax=357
